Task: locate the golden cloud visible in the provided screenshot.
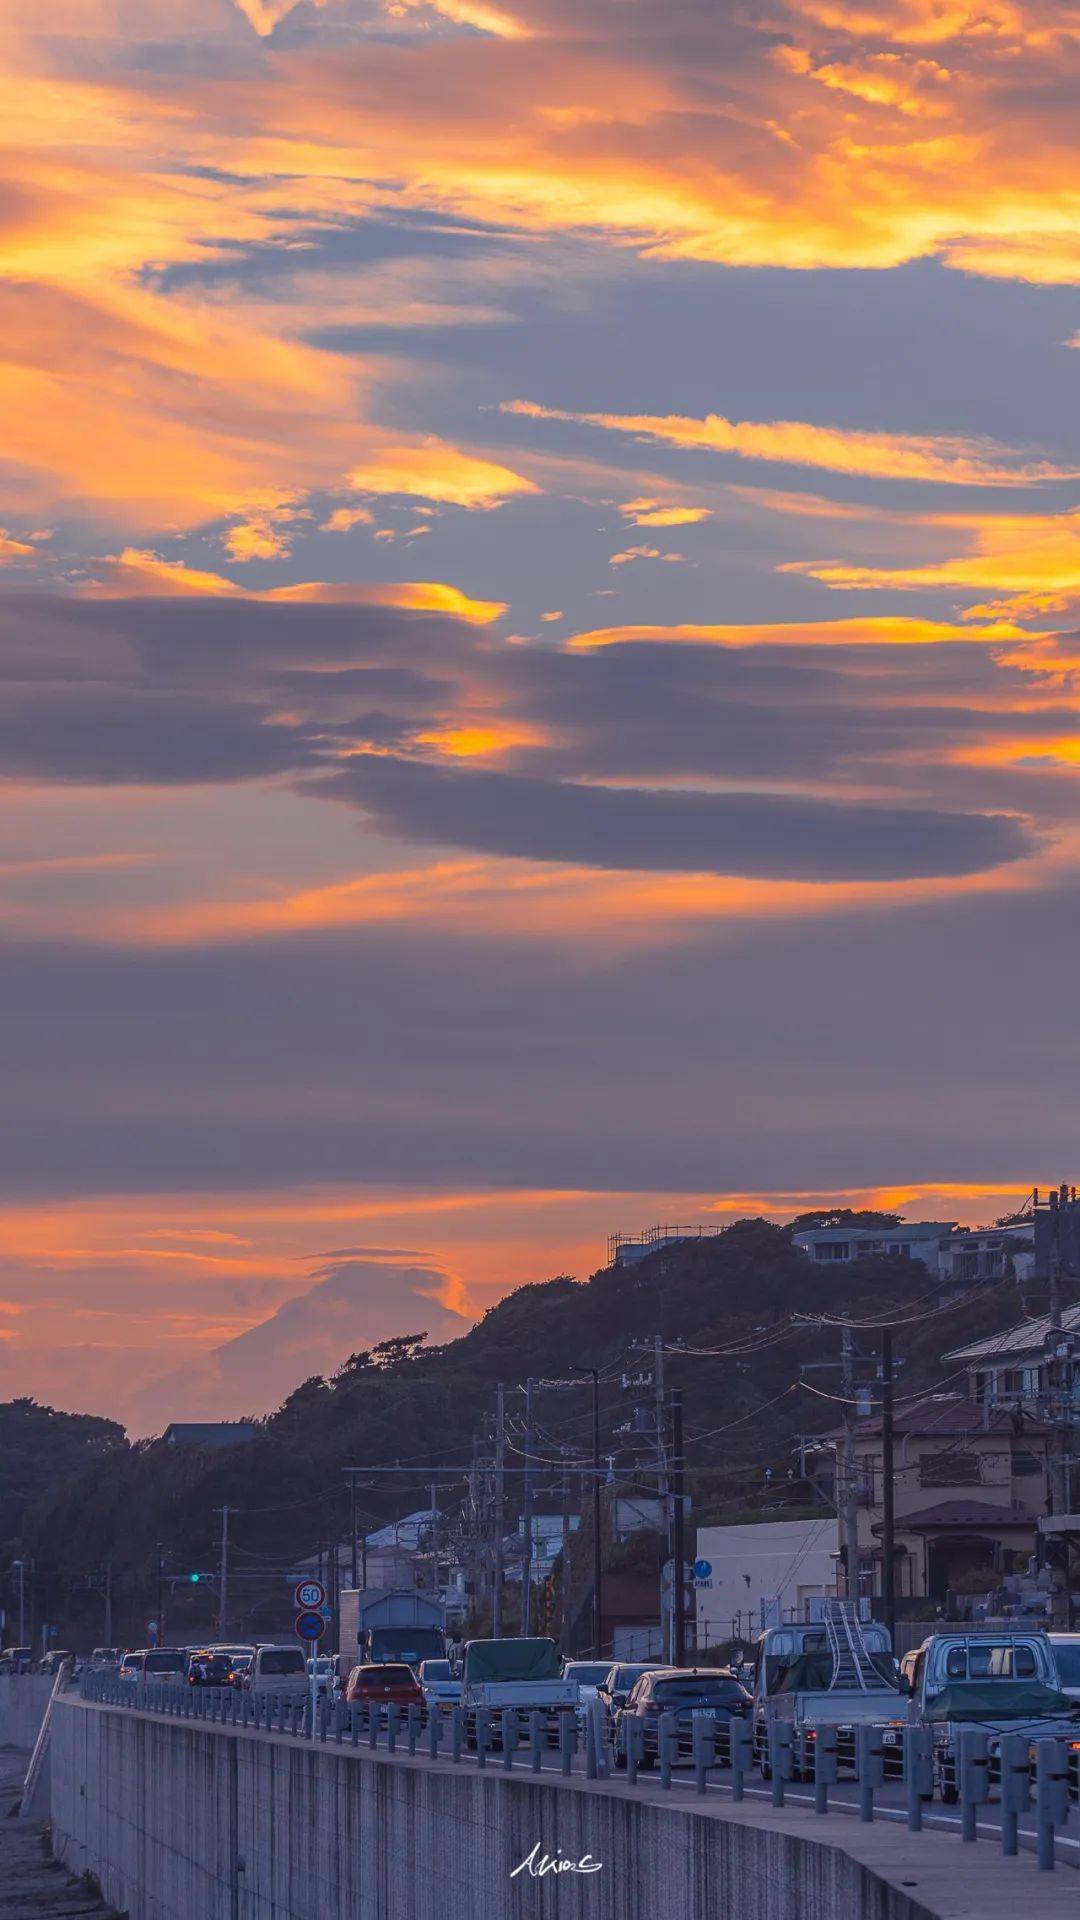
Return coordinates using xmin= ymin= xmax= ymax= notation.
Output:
xmin=80 ymin=552 xmax=506 ymax=623
xmin=501 ymin=400 xmax=1074 ymax=486
xmin=346 ymin=441 xmax=537 ymax=508
xmin=621 ymin=498 xmax=712 ymax=527
xmin=785 ymin=506 xmax=1080 ymax=617
xmin=565 ymin=615 xmax=1033 ymax=651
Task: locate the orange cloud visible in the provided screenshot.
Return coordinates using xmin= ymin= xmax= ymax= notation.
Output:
xmin=84 ymin=840 xmax=1049 ymax=953
xmin=79 ymin=553 xmax=506 ymax=623
xmin=565 ymin=615 xmax=1033 ymax=651
xmin=785 ymin=507 xmax=1080 ymax=617
xmin=501 ymin=400 xmax=1073 ymax=486
xmin=621 ymin=498 xmax=712 ymax=527
xmin=609 ymin=545 xmax=687 ymax=565
xmin=346 ymin=441 xmax=537 ymax=508
xmin=412 ymin=722 xmax=545 ymax=757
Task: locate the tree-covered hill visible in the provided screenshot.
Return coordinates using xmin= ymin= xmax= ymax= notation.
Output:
xmin=14 ymin=1219 xmax=1058 ymax=1649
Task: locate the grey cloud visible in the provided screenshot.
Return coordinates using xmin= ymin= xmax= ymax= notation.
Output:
xmin=3 ymin=884 xmax=1080 ymax=1203
xmin=328 ymin=753 xmax=1036 ymax=881
xmin=0 ymin=687 xmax=317 ymax=784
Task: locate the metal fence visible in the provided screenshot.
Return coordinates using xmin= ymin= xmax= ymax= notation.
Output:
xmin=75 ymin=1672 xmax=1078 ymax=1875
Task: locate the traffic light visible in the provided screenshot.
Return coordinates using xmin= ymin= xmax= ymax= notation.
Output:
xmin=189 ymin=1573 xmax=201 ymax=1584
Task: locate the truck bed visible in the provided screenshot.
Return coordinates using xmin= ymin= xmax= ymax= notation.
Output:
xmin=771 ymin=1687 xmax=902 ymax=1727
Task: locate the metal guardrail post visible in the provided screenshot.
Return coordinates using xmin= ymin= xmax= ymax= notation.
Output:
xmin=659 ymin=1710 xmax=677 ymax=1790
xmin=855 ymin=1724 xmax=883 ymax=1824
xmin=451 ymin=1707 xmax=463 ymax=1762
xmin=730 ymin=1716 xmax=751 ymax=1803
xmin=407 ymin=1705 xmax=420 ymax=1756
xmin=477 ymin=1709 xmax=493 ymax=1770
xmin=386 ymin=1705 xmax=398 ymax=1754
xmin=813 ymin=1724 xmax=838 ymax=1816
xmin=626 ymin=1717 xmax=641 ymax=1787
xmin=559 ymin=1711 xmax=576 ymax=1778
xmin=693 ymin=1712 xmax=713 ymax=1795
xmin=1035 ymin=1738 xmax=1068 ymax=1872
xmin=585 ymin=1708 xmax=598 ymax=1780
xmin=428 ymin=1708 xmax=442 ymax=1760
xmin=998 ymin=1731 xmax=1030 ymax=1857
xmin=958 ymin=1728 xmax=990 ymax=1844
xmin=768 ymin=1723 xmax=792 ymax=1809
xmin=904 ymin=1727 xmax=933 ymax=1833
xmin=529 ymin=1710 xmax=543 ymax=1774
xmin=501 ymin=1708 xmax=516 ymax=1772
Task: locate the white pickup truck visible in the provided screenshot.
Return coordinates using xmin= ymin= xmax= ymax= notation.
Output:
xmin=901 ymin=1627 xmax=1080 ymax=1802
xmin=752 ymin=1622 xmax=902 ymax=1778
xmin=461 ymin=1637 xmax=577 ymax=1748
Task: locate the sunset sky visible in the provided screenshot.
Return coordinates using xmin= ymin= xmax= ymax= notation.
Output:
xmin=2 ymin=0 xmax=1079 ymax=1430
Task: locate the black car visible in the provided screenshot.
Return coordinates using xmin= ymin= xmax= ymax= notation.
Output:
xmin=612 ymin=1667 xmax=751 ymax=1768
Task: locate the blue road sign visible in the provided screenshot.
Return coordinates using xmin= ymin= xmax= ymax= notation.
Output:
xmin=693 ymin=1558 xmax=713 ymax=1580
xmin=295 ymin=1609 xmax=325 ymax=1641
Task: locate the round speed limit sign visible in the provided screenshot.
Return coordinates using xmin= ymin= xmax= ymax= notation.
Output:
xmin=294 ymin=1579 xmax=326 ymax=1611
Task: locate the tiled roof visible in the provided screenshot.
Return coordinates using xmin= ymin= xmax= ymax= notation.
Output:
xmin=874 ymin=1500 xmax=1036 ymax=1531
xmin=945 ymin=1302 xmax=1080 ymax=1364
xmin=850 ymin=1394 xmax=1050 ymax=1437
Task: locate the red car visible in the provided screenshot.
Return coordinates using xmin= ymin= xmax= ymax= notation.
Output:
xmin=345 ymin=1662 xmax=423 ymax=1709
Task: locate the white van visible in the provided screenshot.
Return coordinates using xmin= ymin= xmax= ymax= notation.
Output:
xmin=247 ymin=1645 xmax=309 ymax=1700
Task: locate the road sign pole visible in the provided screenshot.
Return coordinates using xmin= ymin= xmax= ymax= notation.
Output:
xmin=293 ymin=1580 xmax=327 ymax=1741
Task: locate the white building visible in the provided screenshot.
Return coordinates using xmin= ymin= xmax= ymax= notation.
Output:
xmin=694 ymin=1518 xmax=838 ymax=1646
xmin=947 ymin=1304 xmax=1080 ymax=1411
xmin=792 ymin=1222 xmax=957 ymax=1270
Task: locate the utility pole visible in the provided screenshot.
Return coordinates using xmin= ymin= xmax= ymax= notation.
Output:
xmin=156 ymin=1544 xmax=166 ymax=1649
xmin=654 ymin=1332 xmax=669 ymax=1551
xmin=349 ymin=1475 xmax=358 ymax=1591
xmin=671 ymin=1389 xmax=685 ymax=1666
xmin=493 ymin=1384 xmax=505 ymax=1637
xmin=881 ymin=1330 xmax=896 ymax=1650
xmin=217 ymin=1506 xmax=229 ymax=1639
xmin=591 ymin=1370 xmax=603 ymax=1661
xmin=520 ymin=1379 xmax=534 ymax=1636
xmin=1048 ymin=1188 xmax=1065 ymax=1517
xmin=104 ymin=1562 xmax=113 ymax=1646
xmin=560 ymin=1455 xmax=573 ymax=1652
xmin=841 ymin=1327 xmax=860 ymax=1609
xmin=429 ymin=1483 xmax=439 ymax=1594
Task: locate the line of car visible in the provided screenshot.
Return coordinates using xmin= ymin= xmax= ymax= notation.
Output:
xmin=60 ymin=1620 xmax=1080 ymax=1809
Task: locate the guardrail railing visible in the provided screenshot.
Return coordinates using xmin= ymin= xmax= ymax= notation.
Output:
xmin=74 ymin=1674 xmax=1078 ymax=1874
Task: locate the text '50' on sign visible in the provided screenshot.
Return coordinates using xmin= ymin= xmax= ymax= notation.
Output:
xmin=294 ymin=1579 xmax=326 ymax=1611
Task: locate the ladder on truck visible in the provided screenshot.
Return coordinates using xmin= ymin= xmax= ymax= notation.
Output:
xmin=822 ymin=1598 xmax=881 ymax=1691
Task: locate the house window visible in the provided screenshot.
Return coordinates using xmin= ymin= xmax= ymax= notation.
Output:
xmin=814 ymin=1242 xmax=850 ymax=1261
xmin=919 ymin=1450 xmax=981 ymax=1488
xmin=1011 ymin=1449 xmax=1043 ymax=1478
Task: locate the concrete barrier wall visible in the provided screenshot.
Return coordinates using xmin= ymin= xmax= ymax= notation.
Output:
xmin=0 ymin=1673 xmax=53 ymax=1750
xmin=49 ymin=1698 xmax=1075 ymax=1920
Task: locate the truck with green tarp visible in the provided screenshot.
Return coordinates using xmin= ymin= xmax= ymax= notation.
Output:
xmin=901 ymin=1627 xmax=1080 ymax=1802
xmin=460 ymin=1636 xmax=577 ymax=1747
